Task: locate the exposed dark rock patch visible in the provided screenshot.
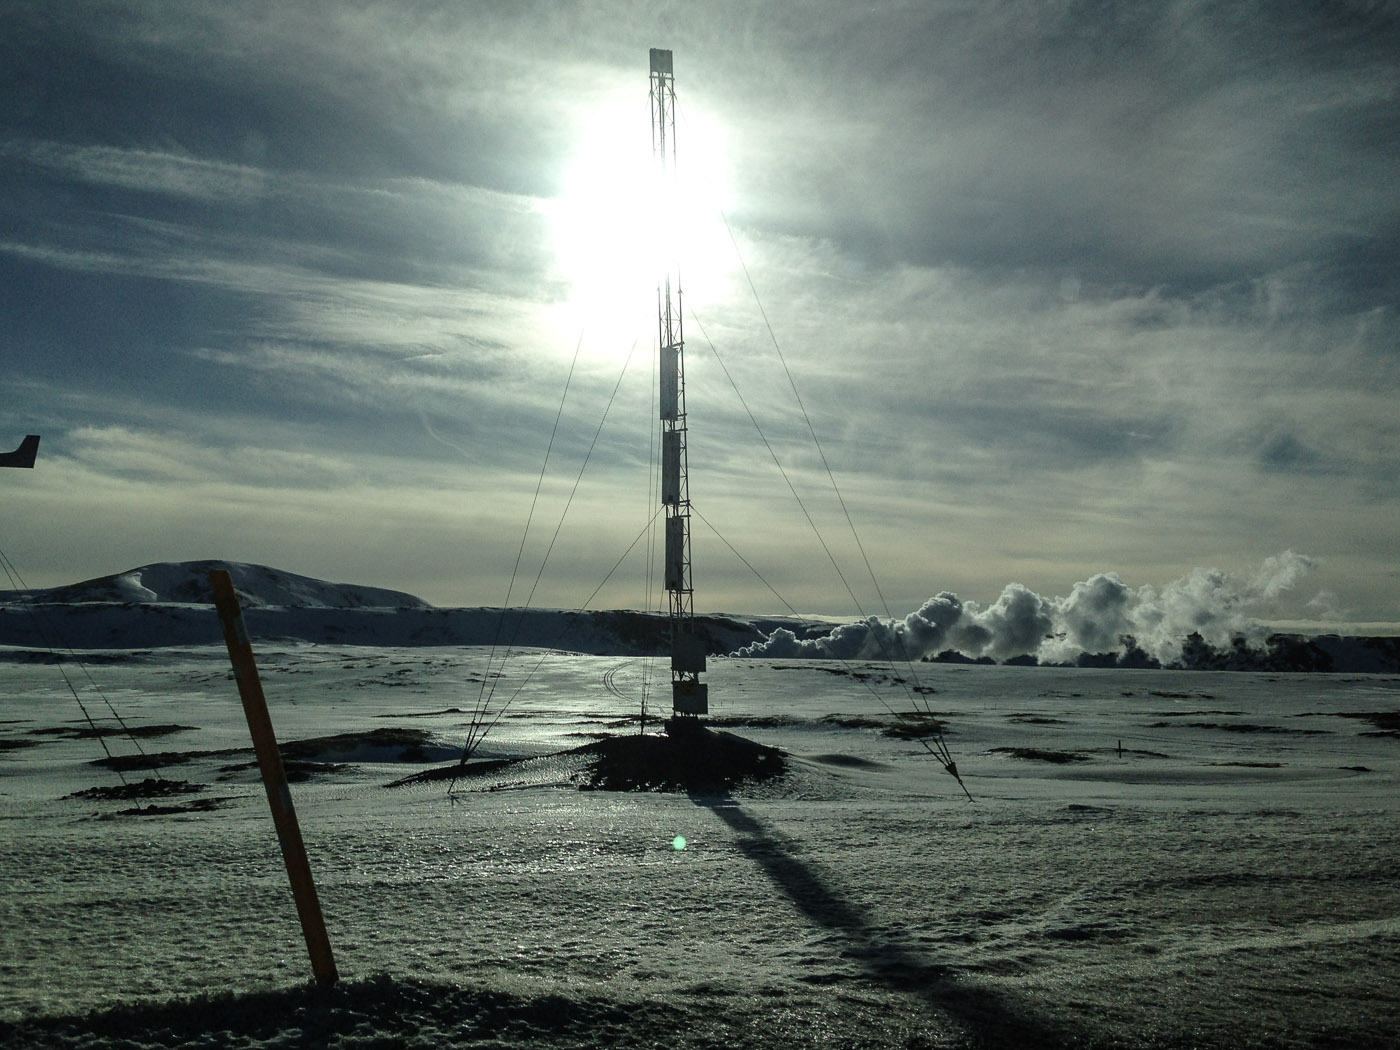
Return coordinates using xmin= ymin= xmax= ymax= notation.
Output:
xmin=93 ymin=750 xmax=210 ymax=772
xmin=32 ymin=723 xmax=197 ymax=740
xmin=805 ymin=753 xmax=891 ymax=770
xmin=105 ymin=797 xmax=232 ymax=817
xmin=89 ymin=727 xmax=441 ymax=775
xmin=285 ymin=761 xmax=351 ymax=781
xmin=375 ymin=707 xmax=468 ymax=718
xmin=814 ymin=711 xmax=948 ymax=739
xmin=819 ymin=714 xmax=885 ymax=730
xmin=1148 ymin=709 xmax=1242 ymax=717
xmin=216 ymin=759 xmax=354 ymax=781
xmin=1182 ymin=722 xmax=1330 ymax=735
xmin=1336 ymin=711 xmax=1400 ymax=738
xmin=881 ymin=712 xmax=950 ymax=739
xmin=1084 ymin=746 xmax=1169 ymax=758
xmin=989 ymin=747 xmax=1090 ymax=764
xmin=388 ymin=757 xmax=514 ymax=786
xmin=1140 ymin=720 xmax=1328 ymax=734
xmin=280 ymin=727 xmax=435 ymax=761
xmin=66 ymin=777 xmax=205 ymax=801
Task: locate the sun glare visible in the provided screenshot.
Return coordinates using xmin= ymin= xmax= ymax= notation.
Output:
xmin=549 ymin=94 xmax=734 ymax=347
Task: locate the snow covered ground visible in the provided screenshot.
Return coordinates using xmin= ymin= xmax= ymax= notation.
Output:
xmin=2 ymin=644 xmax=1398 ymax=1048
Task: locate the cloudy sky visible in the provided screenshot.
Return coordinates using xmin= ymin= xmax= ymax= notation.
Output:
xmin=2 ymin=1 xmax=1397 ymax=629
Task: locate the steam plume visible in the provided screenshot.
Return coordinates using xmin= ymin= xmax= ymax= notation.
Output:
xmin=736 ymin=551 xmax=1319 ymax=666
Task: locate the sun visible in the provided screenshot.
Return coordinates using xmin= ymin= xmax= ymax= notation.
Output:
xmin=547 ymin=93 xmax=734 ymax=345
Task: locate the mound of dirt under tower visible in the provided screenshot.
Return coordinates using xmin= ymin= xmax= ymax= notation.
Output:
xmin=576 ymin=721 xmax=786 ymax=793
xmin=392 ymin=722 xmax=787 ymax=794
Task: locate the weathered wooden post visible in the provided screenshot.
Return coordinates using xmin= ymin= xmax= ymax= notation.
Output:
xmin=209 ymin=569 xmax=338 ymax=986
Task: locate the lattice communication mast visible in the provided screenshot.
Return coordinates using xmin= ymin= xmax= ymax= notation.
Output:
xmin=650 ymin=48 xmax=707 ymax=718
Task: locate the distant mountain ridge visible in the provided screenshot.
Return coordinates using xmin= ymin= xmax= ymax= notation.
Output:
xmin=8 ymin=560 xmax=433 ymax=610
xmin=0 ymin=561 xmax=792 ymax=654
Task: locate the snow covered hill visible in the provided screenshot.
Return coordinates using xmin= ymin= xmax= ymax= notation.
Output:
xmin=8 ymin=560 xmax=432 ymax=610
xmin=0 ymin=561 xmax=792 ymax=654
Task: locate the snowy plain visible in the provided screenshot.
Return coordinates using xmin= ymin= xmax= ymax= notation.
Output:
xmin=2 ymin=639 xmax=1398 ymax=1049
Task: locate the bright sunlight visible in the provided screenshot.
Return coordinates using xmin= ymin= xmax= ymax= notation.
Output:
xmin=548 ymin=91 xmax=735 ymax=350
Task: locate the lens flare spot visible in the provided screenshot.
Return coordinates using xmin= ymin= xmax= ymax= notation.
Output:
xmin=672 ymin=835 xmax=687 ymax=851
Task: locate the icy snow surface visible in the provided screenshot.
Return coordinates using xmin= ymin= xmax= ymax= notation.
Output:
xmin=1 ymin=645 xmax=1397 ymax=1048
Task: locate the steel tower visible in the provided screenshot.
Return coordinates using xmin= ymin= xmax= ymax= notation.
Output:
xmin=650 ymin=48 xmax=707 ymax=718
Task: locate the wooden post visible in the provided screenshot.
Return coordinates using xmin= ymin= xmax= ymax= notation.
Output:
xmin=209 ymin=569 xmax=338 ymax=986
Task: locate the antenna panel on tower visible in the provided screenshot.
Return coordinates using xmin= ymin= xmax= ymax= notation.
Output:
xmin=672 ymin=633 xmax=707 ymax=673
xmin=662 ymin=430 xmax=681 ymax=505
xmin=665 ymin=516 xmax=685 ymax=591
xmin=672 ymin=680 xmax=707 ymax=715
xmin=660 ymin=344 xmax=679 ymax=420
